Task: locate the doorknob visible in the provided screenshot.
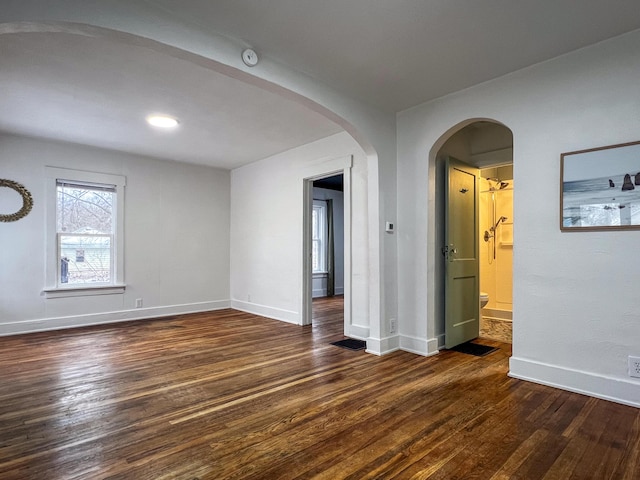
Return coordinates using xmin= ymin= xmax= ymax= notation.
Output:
xmin=442 ymin=244 xmax=458 ymax=261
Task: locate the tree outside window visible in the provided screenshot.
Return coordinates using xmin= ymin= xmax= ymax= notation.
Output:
xmin=56 ymin=181 xmax=115 ymax=285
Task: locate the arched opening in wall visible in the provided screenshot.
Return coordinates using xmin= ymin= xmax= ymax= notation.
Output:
xmin=433 ymin=120 xmax=514 ymax=351
xmin=0 ymin=22 xmax=379 ymax=344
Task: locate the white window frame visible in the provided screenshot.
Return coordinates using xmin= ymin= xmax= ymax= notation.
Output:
xmin=44 ymin=167 xmax=126 ymax=298
xmin=312 ymin=200 xmax=328 ymax=274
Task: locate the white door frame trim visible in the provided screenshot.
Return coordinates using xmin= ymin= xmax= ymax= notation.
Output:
xmin=301 ymin=155 xmax=352 ymax=334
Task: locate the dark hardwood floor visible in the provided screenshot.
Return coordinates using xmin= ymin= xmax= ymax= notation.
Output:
xmin=1 ymin=297 xmax=638 ymax=479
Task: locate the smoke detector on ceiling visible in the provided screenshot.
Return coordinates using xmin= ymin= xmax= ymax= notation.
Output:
xmin=242 ymin=48 xmax=259 ymax=67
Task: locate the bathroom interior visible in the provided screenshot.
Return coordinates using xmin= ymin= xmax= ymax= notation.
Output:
xmin=479 ymin=164 xmax=513 ymax=343
xmin=438 ymin=121 xmax=513 ymax=344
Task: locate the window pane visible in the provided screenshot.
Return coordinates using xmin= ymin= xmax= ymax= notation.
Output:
xmin=60 ymin=235 xmax=111 ymax=284
xmin=57 ymin=183 xmax=114 ymax=234
xmin=48 ymin=168 xmax=124 ymax=291
xmin=312 ymin=208 xmax=318 ymax=239
xmin=312 ymin=202 xmax=327 ymax=273
xmin=312 ymin=240 xmax=319 ymax=271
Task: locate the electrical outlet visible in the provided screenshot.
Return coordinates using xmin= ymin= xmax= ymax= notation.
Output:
xmin=389 ymin=318 xmax=397 ymax=334
xmin=247 ymin=294 xmax=251 ymax=303
xmin=629 ymin=356 xmax=640 ymax=378
xmin=135 ymin=298 xmax=143 ymax=308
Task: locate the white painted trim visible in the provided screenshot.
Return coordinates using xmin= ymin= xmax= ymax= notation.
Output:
xmin=427 ymin=337 xmax=440 ymax=355
xmin=300 ymin=155 xmax=353 ymax=180
xmin=43 ymin=284 xmax=126 ymax=298
xmin=44 ymin=166 xmax=126 ymax=290
xmin=365 ymin=337 xmax=382 ymax=355
xmin=509 ymin=357 xmax=640 ymax=409
xmin=46 ymin=167 xmax=126 ymax=187
xmin=301 ymin=179 xmax=314 ymax=325
xmin=0 ymin=300 xmax=230 ymax=336
xmin=301 ymin=155 xmax=353 ymax=332
xmin=342 ymin=165 xmax=352 ymax=337
xmin=382 ymin=334 xmax=400 ymax=354
xmin=366 ymin=335 xmax=400 ymax=356
xmin=366 ymin=153 xmax=382 ymax=344
xmin=399 ymin=334 xmax=439 ymax=356
xmin=231 ymin=300 xmax=300 ymax=325
xmin=348 ymin=324 xmax=369 ymax=340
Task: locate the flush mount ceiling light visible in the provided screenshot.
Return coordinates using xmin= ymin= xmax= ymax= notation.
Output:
xmin=146 ymin=114 xmax=179 ymax=129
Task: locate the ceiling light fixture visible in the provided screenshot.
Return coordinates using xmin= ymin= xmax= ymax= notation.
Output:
xmin=146 ymin=114 xmax=179 ymax=129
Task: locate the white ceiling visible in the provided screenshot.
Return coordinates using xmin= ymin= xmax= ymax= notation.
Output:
xmin=0 ymin=31 xmax=342 ymax=169
xmin=146 ymin=0 xmax=640 ymax=112
xmin=2 ymin=1 xmax=640 ymax=168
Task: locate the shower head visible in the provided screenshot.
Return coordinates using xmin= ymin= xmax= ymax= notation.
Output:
xmin=485 ymin=177 xmax=509 ymax=191
xmin=490 ymin=216 xmax=508 ymax=231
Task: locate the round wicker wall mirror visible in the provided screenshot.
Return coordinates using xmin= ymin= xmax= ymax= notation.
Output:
xmin=0 ymin=179 xmax=34 ymax=222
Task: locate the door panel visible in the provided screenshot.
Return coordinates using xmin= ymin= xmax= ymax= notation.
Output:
xmin=444 ymin=157 xmax=480 ymax=348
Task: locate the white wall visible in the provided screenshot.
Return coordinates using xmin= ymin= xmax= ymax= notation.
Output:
xmin=312 ymin=187 xmax=345 ymax=298
xmin=230 ymin=132 xmax=371 ymax=339
xmin=0 ymin=134 xmax=230 ymax=334
xmin=397 ymin=30 xmax=640 ymax=406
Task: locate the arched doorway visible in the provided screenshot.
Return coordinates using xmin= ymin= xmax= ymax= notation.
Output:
xmin=431 ymin=120 xmax=514 ymax=349
xmin=0 ymin=20 xmax=386 ymax=350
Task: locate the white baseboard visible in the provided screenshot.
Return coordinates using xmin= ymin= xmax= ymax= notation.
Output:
xmin=0 ymin=300 xmax=231 ymax=336
xmin=399 ymin=334 xmax=439 ymax=356
xmin=231 ymin=299 xmax=300 ymax=325
xmin=364 ymin=337 xmax=383 ymax=355
xmin=312 ymin=289 xmax=345 ymax=298
xmin=347 ymin=324 xmax=369 ymax=339
xmin=509 ymin=356 xmax=640 ymax=408
xmin=428 ymin=337 xmax=440 ymax=355
xmin=366 ymin=334 xmax=400 ymax=356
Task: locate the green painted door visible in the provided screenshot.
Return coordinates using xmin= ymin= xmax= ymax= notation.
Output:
xmin=444 ymin=157 xmax=480 ymax=348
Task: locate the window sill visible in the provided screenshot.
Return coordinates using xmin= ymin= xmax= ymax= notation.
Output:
xmin=43 ymin=284 xmax=126 ymax=299
xmin=312 ymin=272 xmax=328 ymax=278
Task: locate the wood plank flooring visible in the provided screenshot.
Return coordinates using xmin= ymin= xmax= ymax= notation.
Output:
xmin=1 ymin=297 xmax=638 ymax=479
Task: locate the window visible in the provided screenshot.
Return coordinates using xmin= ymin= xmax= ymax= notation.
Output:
xmin=57 ymin=181 xmax=115 ymax=285
xmin=45 ymin=167 xmax=125 ymax=297
xmin=312 ymin=200 xmax=327 ymax=273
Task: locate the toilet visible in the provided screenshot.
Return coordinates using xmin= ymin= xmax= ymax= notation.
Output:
xmin=480 ymin=292 xmax=489 ymax=308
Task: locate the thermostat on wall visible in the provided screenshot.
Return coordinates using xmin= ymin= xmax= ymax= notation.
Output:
xmin=385 ymin=222 xmax=394 ymax=233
